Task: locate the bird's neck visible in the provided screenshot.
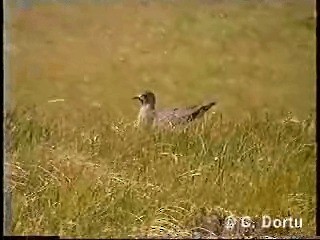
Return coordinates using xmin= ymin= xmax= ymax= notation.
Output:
xmin=144 ymin=103 xmax=155 ymax=110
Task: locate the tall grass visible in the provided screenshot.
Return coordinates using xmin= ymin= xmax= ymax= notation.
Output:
xmin=6 ymin=107 xmax=316 ymax=238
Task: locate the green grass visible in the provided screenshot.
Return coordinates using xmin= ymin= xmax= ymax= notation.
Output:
xmin=5 ymin=0 xmax=316 ymax=238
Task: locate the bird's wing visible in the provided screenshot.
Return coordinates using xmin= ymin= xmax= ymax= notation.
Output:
xmin=156 ymin=101 xmax=216 ymax=125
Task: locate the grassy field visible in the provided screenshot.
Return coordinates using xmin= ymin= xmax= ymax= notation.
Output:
xmin=5 ymin=0 xmax=316 ymax=238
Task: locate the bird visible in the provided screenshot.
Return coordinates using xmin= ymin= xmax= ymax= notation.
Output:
xmin=132 ymin=90 xmax=216 ymax=127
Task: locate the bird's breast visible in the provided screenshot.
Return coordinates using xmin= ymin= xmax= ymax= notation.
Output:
xmin=138 ymin=106 xmax=156 ymax=125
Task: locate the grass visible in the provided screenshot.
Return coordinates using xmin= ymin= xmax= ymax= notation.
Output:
xmin=5 ymin=0 xmax=316 ymax=238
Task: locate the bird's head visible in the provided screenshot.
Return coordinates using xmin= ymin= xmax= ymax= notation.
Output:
xmin=132 ymin=90 xmax=156 ymax=108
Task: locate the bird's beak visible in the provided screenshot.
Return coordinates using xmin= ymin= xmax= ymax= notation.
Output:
xmin=132 ymin=95 xmax=141 ymax=101
xmin=132 ymin=95 xmax=143 ymax=103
